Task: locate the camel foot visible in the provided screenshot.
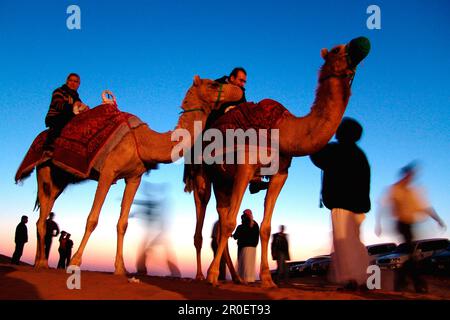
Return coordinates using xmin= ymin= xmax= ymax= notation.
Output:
xmin=114 ymin=262 xmax=128 ymax=275
xmin=206 ymin=270 xmax=219 ymax=286
xmin=261 ymin=279 xmax=277 ymax=288
xmin=232 ymin=275 xmax=244 ymax=284
xmin=260 ymin=272 xmax=277 ymax=288
xmin=195 ymin=273 xmax=206 ymax=281
xmin=34 ymin=259 xmax=49 ymax=269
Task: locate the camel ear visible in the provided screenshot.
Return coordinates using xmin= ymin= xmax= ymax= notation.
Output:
xmin=193 ymin=75 xmax=201 ymax=86
xmin=321 ymin=48 xmax=328 ymax=60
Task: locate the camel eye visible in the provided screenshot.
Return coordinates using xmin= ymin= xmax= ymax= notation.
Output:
xmin=332 ymin=47 xmax=340 ymax=54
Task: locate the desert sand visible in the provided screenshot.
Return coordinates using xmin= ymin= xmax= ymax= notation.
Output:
xmin=1 ymin=260 xmax=449 ymax=301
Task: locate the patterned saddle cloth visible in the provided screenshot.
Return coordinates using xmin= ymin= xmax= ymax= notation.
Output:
xmin=15 ymin=103 xmax=146 ymax=182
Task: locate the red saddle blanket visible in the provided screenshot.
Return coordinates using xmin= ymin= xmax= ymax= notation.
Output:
xmin=209 ymin=99 xmax=292 ymax=154
xmin=15 ymin=104 xmax=146 ymax=182
xmin=212 ymin=99 xmax=292 ymax=135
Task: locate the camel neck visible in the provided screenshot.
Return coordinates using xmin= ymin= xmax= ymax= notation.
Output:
xmin=279 ymin=76 xmax=351 ymax=156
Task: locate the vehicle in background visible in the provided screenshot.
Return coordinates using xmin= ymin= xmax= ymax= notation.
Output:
xmin=366 ymin=242 xmax=397 ymax=265
xmin=420 ymin=243 xmax=450 ymax=275
xmin=376 ymin=238 xmax=449 ymax=270
xmin=310 ymin=255 xmax=331 ymax=275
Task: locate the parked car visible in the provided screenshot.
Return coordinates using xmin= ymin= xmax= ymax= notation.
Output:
xmin=310 ymin=255 xmax=331 ymax=275
xmin=420 ymin=243 xmax=450 ymax=275
xmin=288 ymin=260 xmax=307 ymax=277
xmin=271 ymin=260 xmax=306 ymax=278
xmin=366 ymin=242 xmax=397 ymax=265
xmin=376 ymin=238 xmax=449 ymax=269
xmin=302 ymin=255 xmax=331 ymax=275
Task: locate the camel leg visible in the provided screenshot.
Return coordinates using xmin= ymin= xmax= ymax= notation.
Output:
xmin=207 ymin=164 xmax=255 ymax=285
xmin=193 ymin=169 xmax=211 ymax=281
xmin=216 ymin=206 xmax=241 ymax=284
xmin=35 ymin=166 xmax=64 ymax=269
xmin=70 ymin=172 xmax=115 ymax=267
xmin=114 ymin=175 xmax=142 ymax=275
xmin=260 ymin=171 xmax=288 ymax=288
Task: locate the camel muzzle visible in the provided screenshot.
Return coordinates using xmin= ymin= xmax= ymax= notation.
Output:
xmin=346 ymin=36 xmax=371 ymax=68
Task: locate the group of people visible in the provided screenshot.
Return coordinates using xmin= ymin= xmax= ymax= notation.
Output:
xmin=13 ymin=69 xmax=447 ymax=294
xmin=12 ymin=212 xmax=74 ymax=269
xmin=310 ymin=118 xmax=446 ymax=293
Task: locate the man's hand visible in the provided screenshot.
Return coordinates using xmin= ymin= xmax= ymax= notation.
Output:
xmin=73 ymin=101 xmax=90 ymax=114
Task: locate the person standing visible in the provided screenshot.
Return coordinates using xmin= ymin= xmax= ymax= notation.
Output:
xmin=11 ymin=215 xmax=28 ymax=265
xmin=310 ymin=117 xmax=371 ymax=291
xmin=232 ymin=209 xmax=259 ymax=284
xmin=271 ymin=225 xmax=291 ymax=284
xmin=65 ymin=233 xmax=74 ymax=267
xmin=57 ymin=231 xmax=67 ymax=269
xmin=376 ymin=162 xmax=446 ymax=293
xmin=44 ymin=212 xmax=60 ymax=260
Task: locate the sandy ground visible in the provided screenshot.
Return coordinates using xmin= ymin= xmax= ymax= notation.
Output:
xmin=1 ymin=262 xmax=449 ymax=301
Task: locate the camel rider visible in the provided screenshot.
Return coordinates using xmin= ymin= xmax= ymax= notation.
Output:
xmin=205 ymin=67 xmax=248 ymax=128
xmin=211 ymin=67 xmax=269 ymax=194
xmin=43 ymin=73 xmax=89 ymax=154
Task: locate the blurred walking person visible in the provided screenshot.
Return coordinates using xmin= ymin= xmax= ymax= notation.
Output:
xmin=271 ymin=225 xmax=291 ymax=284
xmin=376 ymin=162 xmax=446 ymax=293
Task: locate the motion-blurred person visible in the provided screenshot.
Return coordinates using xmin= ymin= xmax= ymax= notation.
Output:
xmin=233 ymin=209 xmax=259 ymax=284
xmin=376 ymin=162 xmax=446 ymax=293
xmin=310 ymin=117 xmax=371 ymax=291
xmin=271 ymin=225 xmax=291 ymax=284
xmin=11 ymin=215 xmax=28 ymax=265
xmin=131 ymin=182 xmax=181 ymax=277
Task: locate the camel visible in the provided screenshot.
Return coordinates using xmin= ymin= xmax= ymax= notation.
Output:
xmin=186 ymin=37 xmax=371 ymax=286
xmin=24 ymin=76 xmax=243 ymax=274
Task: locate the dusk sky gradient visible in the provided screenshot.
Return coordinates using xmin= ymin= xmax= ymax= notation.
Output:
xmin=0 ymin=0 xmax=449 ymax=277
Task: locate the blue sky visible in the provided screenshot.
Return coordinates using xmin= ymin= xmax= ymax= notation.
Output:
xmin=0 ymin=0 xmax=449 ymax=277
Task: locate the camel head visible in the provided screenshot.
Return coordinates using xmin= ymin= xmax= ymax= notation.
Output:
xmin=181 ymin=76 xmax=243 ymax=116
xmin=320 ymin=36 xmax=370 ymax=80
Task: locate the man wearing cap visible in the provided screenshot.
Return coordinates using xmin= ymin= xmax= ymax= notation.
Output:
xmin=232 ymin=209 xmax=259 ymax=283
xmin=310 ymin=117 xmax=371 ymax=291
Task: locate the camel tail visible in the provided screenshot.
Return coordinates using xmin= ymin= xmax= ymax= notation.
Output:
xmin=183 ymin=164 xmax=194 ymax=193
xmin=34 ymin=195 xmax=40 ymax=211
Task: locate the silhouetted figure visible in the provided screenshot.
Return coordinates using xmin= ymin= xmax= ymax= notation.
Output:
xmin=233 ymin=209 xmax=259 ymax=283
xmin=11 ymin=215 xmax=28 ymax=265
xmin=376 ymin=162 xmax=446 ymax=293
xmin=131 ymin=182 xmax=181 ymax=277
xmin=271 ymin=225 xmax=291 ymax=284
xmin=65 ymin=233 xmax=74 ymax=267
xmin=211 ymin=220 xmax=227 ymax=280
xmin=57 ymin=231 xmax=67 ymax=269
xmin=44 ymin=212 xmax=60 ymax=260
xmin=310 ymin=117 xmax=371 ymax=291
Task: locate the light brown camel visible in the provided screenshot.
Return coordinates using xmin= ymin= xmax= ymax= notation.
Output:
xmin=26 ymin=76 xmax=242 ymax=274
xmin=187 ymin=37 xmax=371 ymax=286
